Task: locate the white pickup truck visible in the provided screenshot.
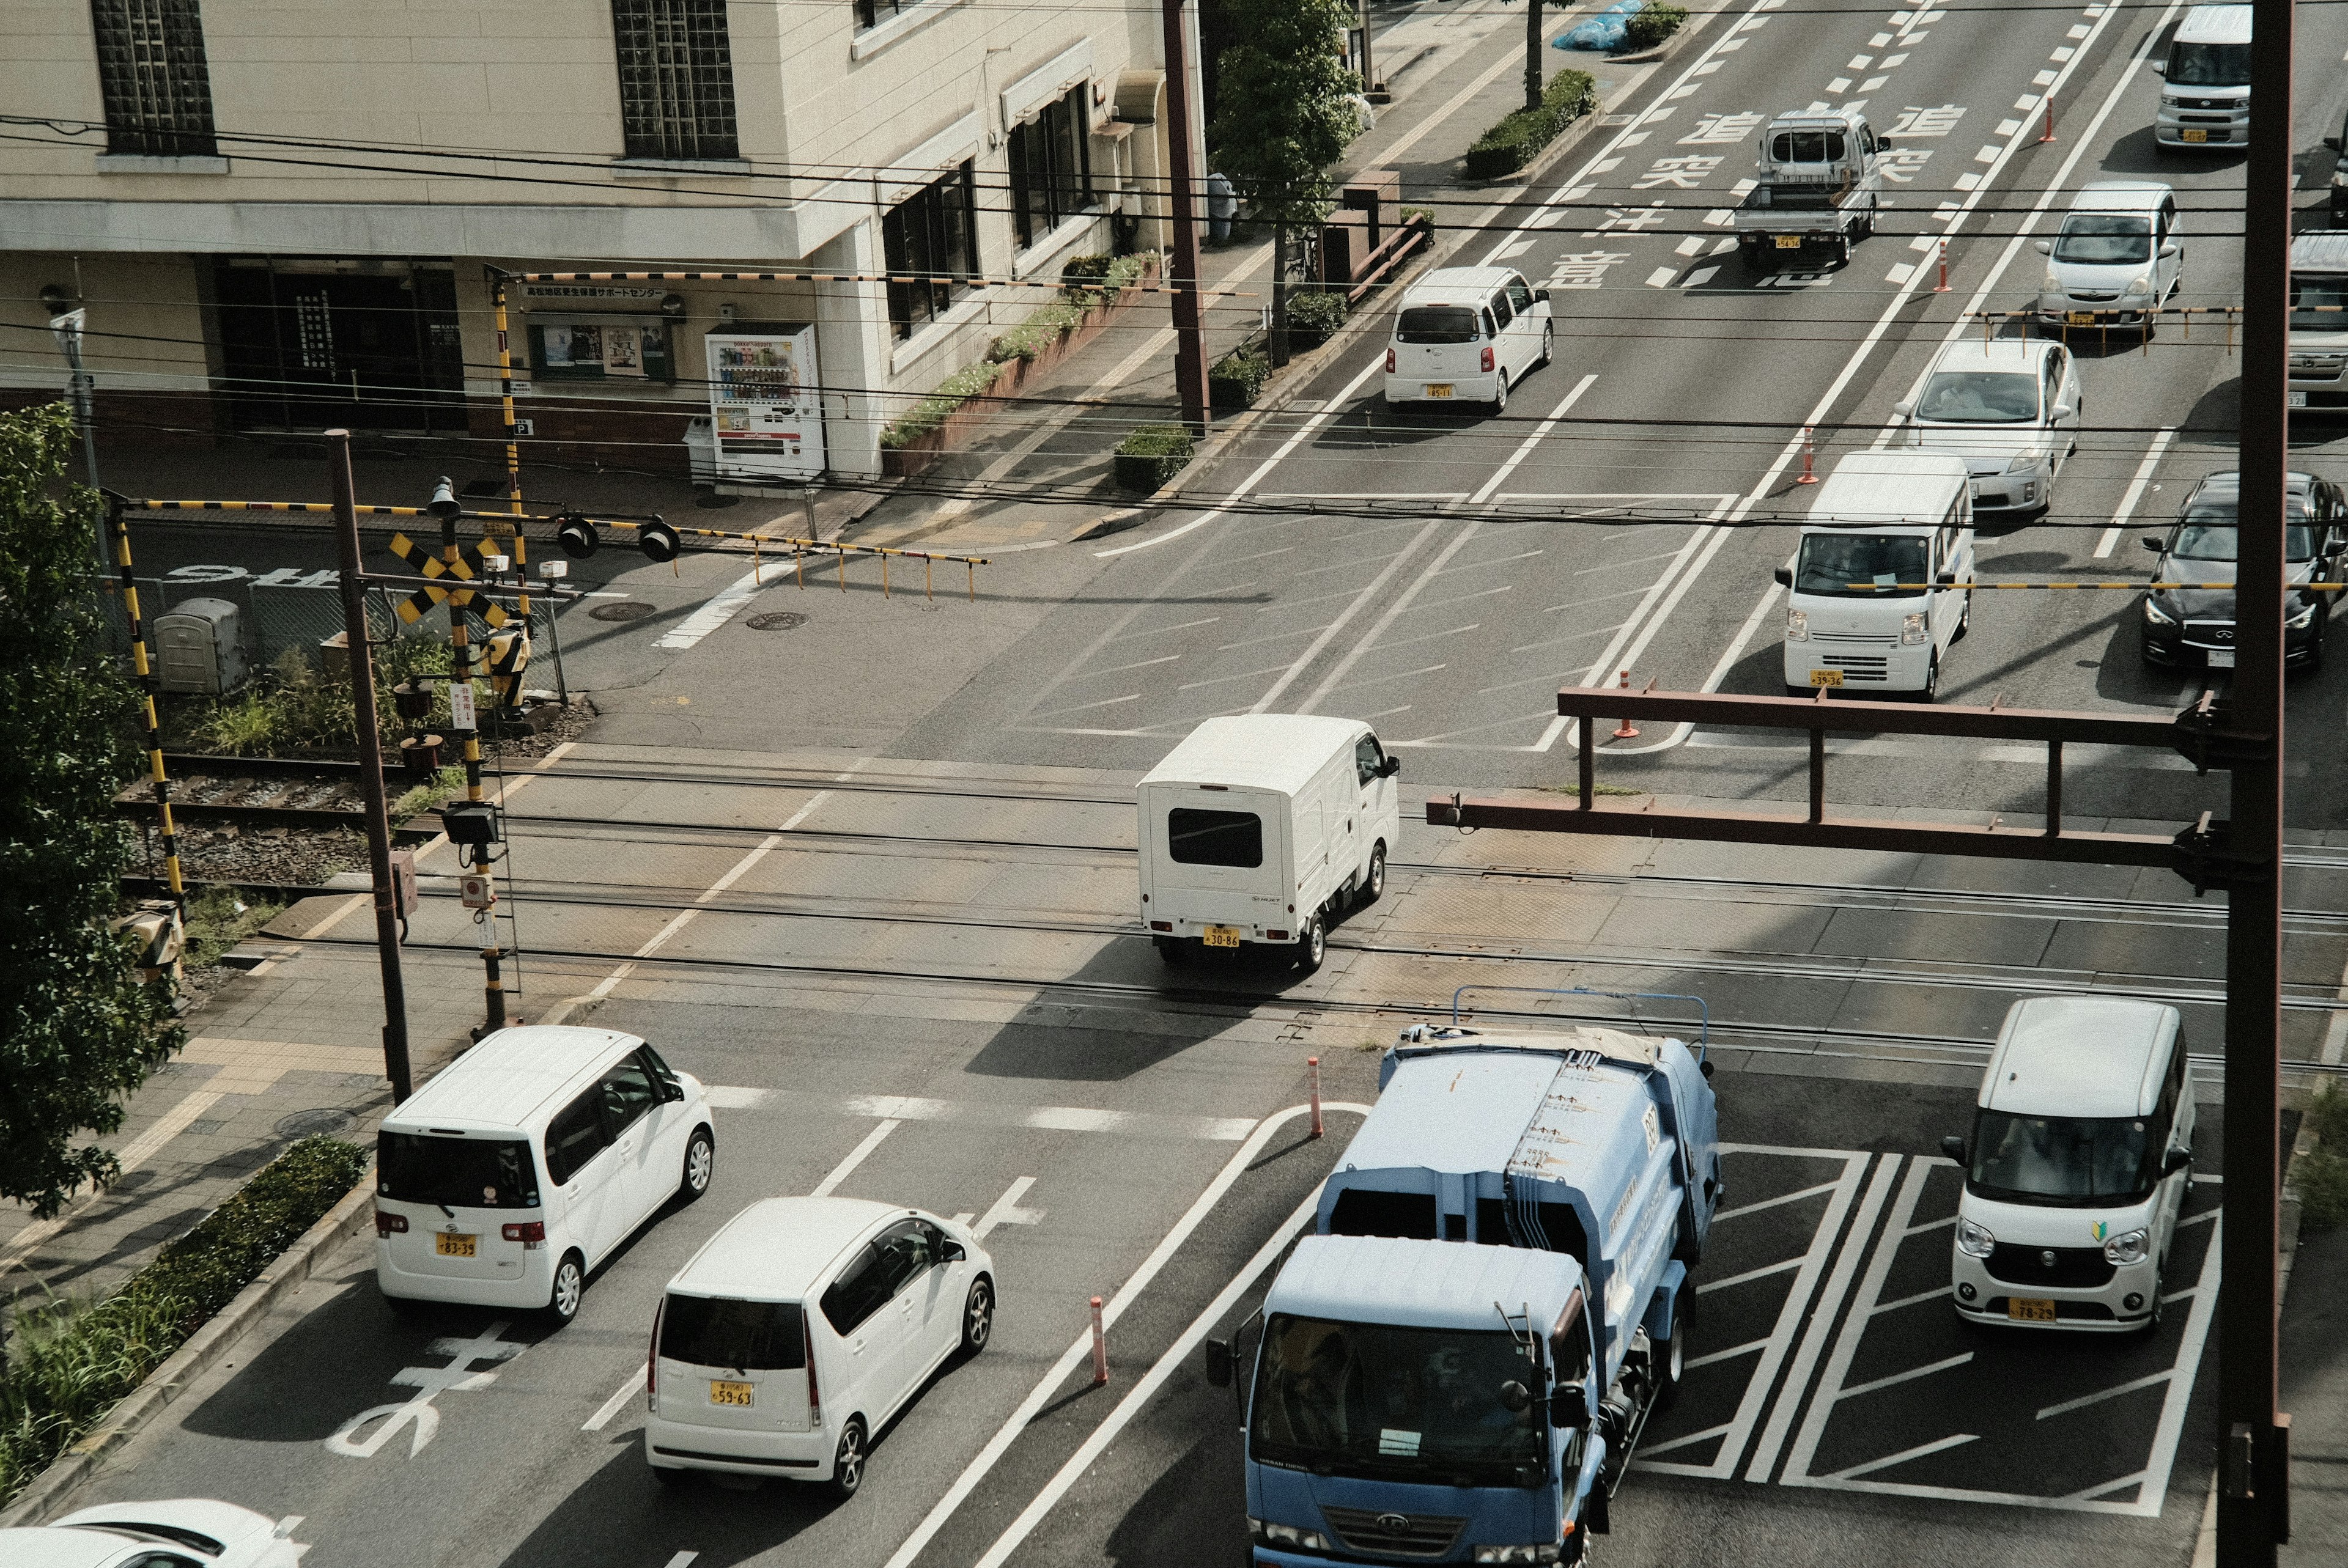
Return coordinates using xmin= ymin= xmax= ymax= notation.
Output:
xmin=1734 ymin=110 xmax=1886 ymax=271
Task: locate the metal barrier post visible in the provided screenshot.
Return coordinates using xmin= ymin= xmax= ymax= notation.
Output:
xmin=1090 ymin=1296 xmax=1110 ymax=1386
xmin=1309 ymin=1057 xmax=1324 ymax=1138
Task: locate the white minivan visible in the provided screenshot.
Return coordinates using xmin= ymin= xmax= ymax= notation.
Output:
xmin=2033 ymin=181 xmax=2182 ymax=333
xmin=1943 ymin=997 xmax=2197 ymax=1333
xmin=2288 ymin=230 xmax=2348 ymax=412
xmin=2154 ymin=4 xmax=2251 ymax=147
xmin=1383 ymin=265 xmax=1554 ymax=413
xmin=645 ymin=1197 xmax=994 ymax=1496
xmin=375 ymin=1025 xmax=715 ymax=1325
xmin=1139 ymin=714 xmax=1401 ymax=972
xmin=1773 ymin=451 xmax=1974 ymax=699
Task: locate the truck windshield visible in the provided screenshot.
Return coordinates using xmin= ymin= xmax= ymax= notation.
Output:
xmin=1769 ymin=130 xmax=1846 ymax=162
xmin=2166 ymin=40 xmax=2250 ymax=86
xmin=1966 ymin=1111 xmax=2152 ymax=1204
xmin=377 ymin=1132 xmax=541 ymax=1209
xmin=1397 ymin=306 xmax=1480 ymax=344
xmin=2053 ymin=215 xmax=2150 ymax=265
xmin=1916 ymin=371 xmax=2038 ymax=423
xmin=1792 ymin=534 xmax=1929 ymax=597
xmin=1250 ymin=1316 xmax=1541 ymax=1483
xmin=2291 ymin=275 xmax=2348 ymax=332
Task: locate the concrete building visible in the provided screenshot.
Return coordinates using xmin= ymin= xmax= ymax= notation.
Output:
xmin=0 ymin=0 xmax=1185 ymax=479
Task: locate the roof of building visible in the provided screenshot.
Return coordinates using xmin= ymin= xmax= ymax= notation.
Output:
xmin=1981 ymin=997 xmax=2180 ymax=1117
xmin=670 ymin=1197 xmax=903 ymax=1299
xmin=1141 ymin=714 xmax=1368 ymax=797
xmin=1267 ymin=1234 xmax=1585 ymax=1328
xmin=382 ymin=1026 xmax=638 ymax=1133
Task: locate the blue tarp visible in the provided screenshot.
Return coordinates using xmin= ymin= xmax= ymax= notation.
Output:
xmin=1555 ymin=0 xmax=1647 ymax=52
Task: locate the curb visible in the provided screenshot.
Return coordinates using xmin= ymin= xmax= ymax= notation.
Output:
xmin=0 ymin=1169 xmax=378 ymax=1528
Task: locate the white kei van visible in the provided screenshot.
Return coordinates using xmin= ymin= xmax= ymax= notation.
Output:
xmin=645 ymin=1197 xmax=995 ymax=1496
xmin=2154 ymin=4 xmax=2251 ymax=148
xmin=1138 ymin=714 xmax=1401 ymax=973
xmin=1383 ymin=266 xmax=1554 ymax=413
xmin=2288 ymin=231 xmax=2348 ymax=412
xmin=1943 ymin=998 xmax=2196 ymax=1333
xmin=1773 ymin=451 xmax=1974 ymax=700
xmin=375 ymin=1026 xmax=715 ymax=1326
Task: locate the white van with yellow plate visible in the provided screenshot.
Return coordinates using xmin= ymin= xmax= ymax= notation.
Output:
xmin=1773 ymin=451 xmax=1974 ymax=700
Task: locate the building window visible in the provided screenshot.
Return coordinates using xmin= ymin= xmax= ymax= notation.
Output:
xmin=1008 ymin=86 xmax=1093 ymax=252
xmin=89 ymin=0 xmax=216 ymax=157
xmin=611 ymin=0 xmax=739 ymax=161
xmin=882 ymin=163 xmax=980 ymax=341
xmin=853 ymin=0 xmax=925 ymax=29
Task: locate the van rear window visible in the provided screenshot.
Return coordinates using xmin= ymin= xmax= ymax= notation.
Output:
xmin=378 ymin=1132 xmax=540 ymax=1209
xmin=1770 ymin=130 xmax=1846 ymax=163
xmin=662 ymin=1294 xmax=807 ymax=1371
xmin=1168 ymin=807 xmax=1263 ymax=867
xmin=1396 ymin=305 xmax=1480 ymax=344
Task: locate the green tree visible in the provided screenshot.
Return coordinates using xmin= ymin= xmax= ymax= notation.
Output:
xmin=1209 ymin=0 xmax=1361 ymax=365
xmin=0 ymin=403 xmax=183 ymax=1220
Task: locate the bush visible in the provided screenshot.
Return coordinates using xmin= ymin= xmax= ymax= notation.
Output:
xmin=2299 ymin=1147 xmax=2348 ymax=1234
xmin=988 ymin=300 xmax=1090 ymax=364
xmin=1210 ymin=344 xmax=1272 ymax=412
xmin=1060 ymin=253 xmax=1115 ymax=295
xmin=178 ymin=638 xmax=454 ymax=759
xmin=2309 ymin=1077 xmax=2348 ymax=1147
xmin=1113 ymin=424 xmax=1196 ymax=493
xmin=1462 ymin=68 xmax=1597 ymax=180
xmin=1102 ymin=251 xmax=1161 ymax=298
xmin=878 ymin=359 xmax=1008 ymax=451
xmin=1288 ymin=290 xmax=1351 ymax=348
xmin=182 ymin=886 xmax=285 ymax=969
xmin=0 ymin=1136 xmax=369 ymax=1504
xmin=1622 ymin=3 xmax=1688 ymax=51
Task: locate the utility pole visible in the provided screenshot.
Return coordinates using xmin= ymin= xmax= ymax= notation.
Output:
xmin=328 ymin=430 xmax=413 ymax=1104
xmin=2218 ymin=0 xmax=2292 ymax=1557
xmin=1524 ymin=0 xmax=1546 ymax=112
xmin=1163 ymin=0 xmax=1211 ymax=433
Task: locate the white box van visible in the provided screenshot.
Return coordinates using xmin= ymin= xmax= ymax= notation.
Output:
xmin=375 ymin=1025 xmax=714 ymax=1325
xmin=645 ymin=1196 xmax=994 ymax=1497
xmin=2154 ymin=4 xmax=2251 ymax=147
xmin=1138 ymin=714 xmax=1401 ymax=973
xmin=1383 ymin=266 xmax=1553 ymax=414
xmin=1942 ymin=997 xmax=2196 ymax=1333
xmin=1773 ymin=451 xmax=1974 ymax=699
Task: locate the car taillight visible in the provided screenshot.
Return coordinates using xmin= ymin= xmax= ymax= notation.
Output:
xmin=647 ymin=1300 xmax=663 ymax=1408
xmin=1480 ymin=346 xmax=1494 ymax=373
xmin=375 ymin=1210 xmax=407 ymax=1235
xmin=1384 ymin=347 xmax=1395 ymax=373
xmin=1266 ymin=930 xmax=1288 ymax=941
xmin=805 ymin=1313 xmax=821 ymax=1424
xmin=1149 ymin=919 xmax=1172 ymax=932
xmin=501 ymin=1221 xmax=545 ymax=1243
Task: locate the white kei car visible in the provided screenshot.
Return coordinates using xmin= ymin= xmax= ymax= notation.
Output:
xmin=1891 ymin=337 xmax=2083 ymax=514
xmin=0 ymin=1500 xmax=305 ymax=1567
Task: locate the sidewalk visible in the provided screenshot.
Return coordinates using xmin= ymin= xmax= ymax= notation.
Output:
xmin=2280 ymin=1221 xmax=2348 ymax=1564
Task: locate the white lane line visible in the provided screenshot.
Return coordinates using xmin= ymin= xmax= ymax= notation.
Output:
xmin=2036 ymin=1368 xmax=2176 ymax=1421
xmin=809 ymin=1119 xmax=899 ymax=1198
xmin=1293 ymin=378 xmax=1597 ymax=715
xmin=1871 ymin=1283 xmax=1952 ymax=1314
xmin=1832 ymin=1350 xmax=1972 ymax=1403
xmin=1639 ymin=1421 xmax=1734 ymax=1458
xmin=1830 ymin=1432 xmax=1978 ymax=1481
xmin=974 ymin=1176 xmax=1043 ymax=1238
xmin=1247 ymin=515 xmax=1449 ymax=713
xmin=1780 ymin=1155 xmax=1933 ymax=1487
xmin=1714 ymin=1179 xmax=1842 ymax=1223
xmin=1696 ymin=1256 xmax=1803 ymax=1293
xmin=879 ymin=1102 xmax=1359 ymax=1568
xmin=654 ymin=569 xmax=766 ymax=651
xmin=2096 ymin=427 xmax=2176 ymax=557
xmin=583 ymin=1369 xmax=643 ymax=1432
xmin=1684 ymin=1338 xmax=1771 ymax=1371
xmin=661 ymin=1555 xmax=700 ymax=1568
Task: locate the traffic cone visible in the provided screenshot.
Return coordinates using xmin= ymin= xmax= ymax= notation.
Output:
xmin=1611 ymin=671 xmax=1641 ymax=740
xmin=1796 ymin=426 xmax=1820 ymax=484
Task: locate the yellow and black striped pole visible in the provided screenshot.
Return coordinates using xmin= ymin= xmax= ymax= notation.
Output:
xmin=108 ymin=496 xmax=184 ymax=916
xmin=489 ymin=268 xmax=523 ymax=518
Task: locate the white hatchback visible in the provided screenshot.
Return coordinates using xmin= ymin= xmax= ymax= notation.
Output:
xmin=1383 ymin=266 xmax=1553 ymax=413
xmin=2034 ymin=181 xmax=2181 ymax=331
xmin=645 ymin=1196 xmax=995 ymax=1498
xmin=1892 ymin=337 xmax=2081 ymax=513
xmin=0 ymin=1501 xmax=303 ymax=1567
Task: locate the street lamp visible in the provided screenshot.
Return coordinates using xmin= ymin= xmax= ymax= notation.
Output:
xmin=42 ymin=284 xmax=105 ymax=571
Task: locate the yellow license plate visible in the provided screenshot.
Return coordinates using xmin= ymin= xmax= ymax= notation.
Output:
xmin=2007 ymin=1297 xmax=2059 ymax=1323
xmin=435 ymin=1232 xmax=477 ymax=1257
xmin=2066 ymin=312 xmax=2097 ymax=326
xmin=1203 ymin=925 xmax=1244 ymax=948
xmin=1425 ymin=384 xmax=1453 ymax=399
xmin=2182 ymin=128 xmax=2208 ymax=142
xmin=1808 ymin=669 xmax=1844 ymax=687
xmin=1775 ymin=235 xmax=1804 ymax=249
xmin=710 ymin=1379 xmax=755 ymax=1407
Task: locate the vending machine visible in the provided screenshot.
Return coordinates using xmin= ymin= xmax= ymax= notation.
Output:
xmin=704 ymin=324 xmax=826 ymax=482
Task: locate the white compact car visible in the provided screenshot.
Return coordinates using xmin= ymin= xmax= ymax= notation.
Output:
xmin=375 ymin=1025 xmax=714 ymax=1325
xmin=1944 ymin=997 xmax=2197 ymax=1333
xmin=1383 ymin=266 xmax=1553 ymax=413
xmin=1892 ymin=337 xmax=2081 ymax=513
xmin=2034 ymin=182 xmax=2181 ymax=332
xmin=646 ymin=1197 xmax=995 ymax=1496
xmin=0 ymin=1500 xmax=303 ymax=1567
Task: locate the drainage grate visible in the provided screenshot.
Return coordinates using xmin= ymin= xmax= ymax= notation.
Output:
xmin=590 ymin=602 xmax=655 ymax=622
xmin=747 ymin=611 xmax=808 ymax=631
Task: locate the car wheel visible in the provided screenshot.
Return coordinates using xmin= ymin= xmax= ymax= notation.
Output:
xmin=962 ymin=1277 xmax=995 ymax=1355
xmin=1537 ymin=323 xmax=1554 ymax=368
xmin=2140 ymin=1278 xmax=2166 ymax=1334
xmin=545 ymin=1250 xmax=586 ymax=1327
xmin=1296 ymin=913 xmax=1326 ymax=974
xmin=1490 ymin=370 xmax=1509 ymax=416
xmin=678 ymin=1126 xmax=715 ymax=1203
xmin=1154 ymin=935 xmax=1188 ymax=965
xmin=1656 ymin=1290 xmax=1693 ymax=1412
xmin=827 ymin=1419 xmax=868 ymax=1501
xmin=1954 ymin=590 xmax=1973 ymax=642
xmin=1920 ymin=653 xmax=1940 ymax=703
xmin=1357 ymin=842 xmax=1387 ymax=908
xmin=652 ymin=1463 xmax=693 ymax=1488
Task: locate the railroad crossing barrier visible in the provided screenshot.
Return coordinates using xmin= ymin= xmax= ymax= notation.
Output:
xmin=1965 ymin=304 xmax=2242 ymax=356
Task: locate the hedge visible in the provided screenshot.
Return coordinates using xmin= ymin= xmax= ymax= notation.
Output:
xmin=1210 ymin=344 xmax=1272 ymax=412
xmin=1288 ymin=290 xmax=1350 ymax=348
xmin=1462 ymin=68 xmax=1598 ymax=181
xmin=1113 ymin=424 xmax=1197 ymax=492
xmin=878 ymin=359 xmax=1009 ymax=451
xmin=1622 ymin=3 xmax=1688 ymax=51
xmin=0 ymin=1135 xmax=371 ymax=1504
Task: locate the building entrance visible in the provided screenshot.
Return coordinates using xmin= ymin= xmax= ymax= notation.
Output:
xmin=213 ymin=259 xmax=465 ymax=432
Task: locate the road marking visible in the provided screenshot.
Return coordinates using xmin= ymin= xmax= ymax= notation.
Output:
xmin=585 ymin=1369 xmax=643 ymax=1432
xmin=1685 ymin=1337 xmax=1771 ymax=1370
xmin=327 ymin=1322 xmax=524 ymax=1459
xmin=2096 ymin=427 xmax=2176 ymax=557
xmin=703 ymin=1085 xmax=769 ymax=1109
xmin=974 ymin=1176 xmax=1043 ymax=1238
xmin=1714 ymin=1179 xmax=1844 ymax=1222
xmin=1831 ymin=1432 xmax=1977 ymax=1481
xmin=1247 ymin=514 xmax=1449 ymax=712
xmin=1832 ymin=1350 xmax=1972 ymax=1402
xmin=879 ymin=1102 xmax=1356 ymax=1568
xmin=811 ymin=1119 xmax=899 ymax=1197
xmin=661 ymin=1555 xmax=699 ymax=1568
xmin=654 ymin=569 xmax=767 ymax=651
xmin=1871 ymin=1283 xmax=1951 ymax=1314
xmin=1696 ymin=1257 xmax=1803 ymax=1293
xmin=2037 ymin=1369 xmax=2176 ymax=1421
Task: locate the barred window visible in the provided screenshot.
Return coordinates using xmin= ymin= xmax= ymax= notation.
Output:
xmin=881 ymin=163 xmax=979 ymax=340
xmin=611 ymin=0 xmax=740 ymax=161
xmin=89 ymin=0 xmax=216 ymax=158
xmin=1008 ymin=87 xmax=1093 ymax=252
xmin=854 ymin=0 xmax=924 ymax=29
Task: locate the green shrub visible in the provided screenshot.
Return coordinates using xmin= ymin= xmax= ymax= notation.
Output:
xmin=1112 ymin=424 xmax=1196 ymax=493
xmin=2308 ymin=1078 xmax=2348 ymax=1147
xmin=179 ymin=638 xmax=453 ymax=759
xmin=1060 ymin=253 xmax=1115 ymax=294
xmin=182 ymin=887 xmax=285 ymax=969
xmin=1288 ymin=290 xmax=1351 ymax=347
xmin=988 ymin=300 xmax=1090 ymax=364
xmin=0 ymin=1136 xmax=369 ymax=1504
xmin=2298 ymin=1147 xmax=2348 ymax=1234
xmin=1622 ymin=3 xmax=1688 ymax=51
xmin=878 ymin=358 xmax=1008 ymax=450
xmin=1462 ymin=68 xmax=1597 ymax=180
xmin=1103 ymin=251 xmax=1161 ymax=298
xmin=1400 ymin=205 xmax=1435 ymax=227
xmin=1209 ymin=344 xmax=1272 ymax=412
xmin=388 ymin=762 xmax=466 ymax=826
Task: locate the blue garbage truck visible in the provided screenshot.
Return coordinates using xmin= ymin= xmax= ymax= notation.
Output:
xmin=1206 ymin=1022 xmax=1721 ymax=1566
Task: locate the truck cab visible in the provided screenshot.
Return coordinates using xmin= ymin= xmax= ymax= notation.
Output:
xmin=1735 ymin=111 xmax=1883 ymax=271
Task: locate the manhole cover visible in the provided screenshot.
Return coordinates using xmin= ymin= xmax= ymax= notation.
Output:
xmin=276 ymin=1108 xmax=355 ymax=1139
xmin=591 ymin=601 xmax=655 ymax=622
xmin=747 ymin=611 xmax=808 ymax=631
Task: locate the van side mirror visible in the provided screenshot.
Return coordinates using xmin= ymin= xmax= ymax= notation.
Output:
xmin=1891 ymin=400 xmax=1914 ymax=420
xmin=2328 ymin=134 xmax=2343 ymax=152
xmin=1552 ymin=1381 xmax=1589 ymax=1429
xmin=2033 ymin=239 xmax=2051 ymax=256
xmin=1773 ymin=566 xmax=1792 ymax=587
xmin=1940 ymin=1135 xmax=1967 ymax=1164
xmin=2165 ymin=1147 xmax=2195 ymax=1176
xmin=2159 ymin=241 xmax=2179 ymax=259
xmin=2142 ymin=536 xmax=2165 ymax=553
xmin=2052 ymin=403 xmax=2076 ymax=421
xmin=1935 ymin=570 xmax=1959 ymax=587
xmin=1379 ymin=755 xmax=1402 ymax=778
xmin=1204 ymin=1338 xmax=1234 ymax=1388
xmin=2150 ymin=59 xmax=2166 ymax=76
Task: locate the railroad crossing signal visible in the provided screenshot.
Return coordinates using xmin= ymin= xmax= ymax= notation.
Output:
xmin=386 ymin=531 xmax=512 ymax=629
